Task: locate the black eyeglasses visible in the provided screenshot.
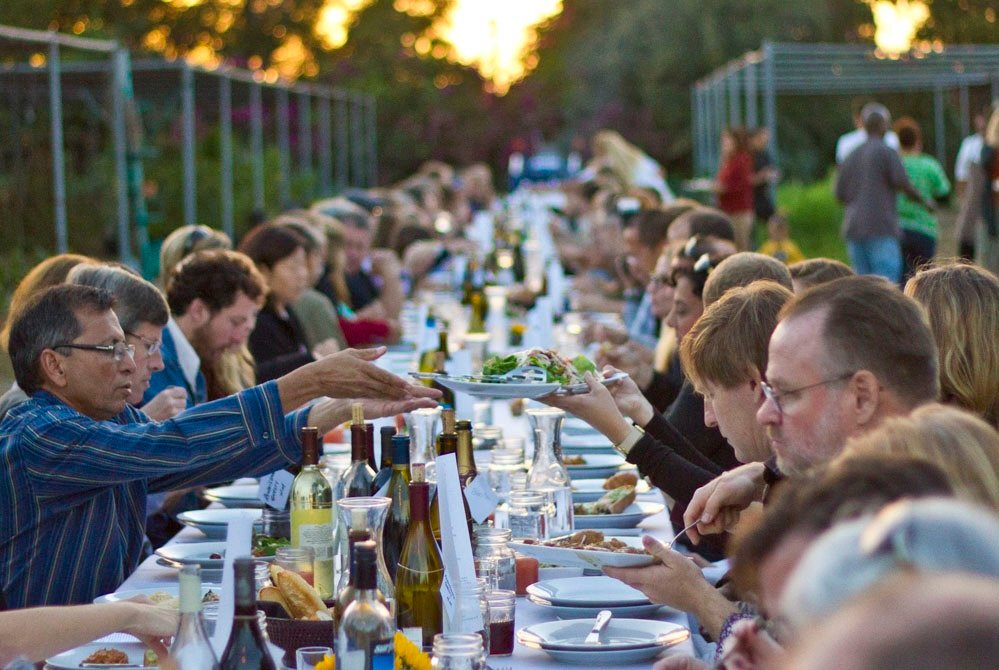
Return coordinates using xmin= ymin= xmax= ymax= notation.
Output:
xmin=52 ymin=341 xmax=136 ymax=362
xmin=125 ymin=331 xmax=162 ymax=356
xmin=182 ymin=227 xmax=212 ymax=256
xmin=760 ymin=372 xmax=855 ymax=416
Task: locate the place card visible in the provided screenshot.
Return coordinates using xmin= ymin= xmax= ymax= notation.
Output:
xmin=463 ymin=474 xmax=500 ymax=523
xmin=257 ymin=469 xmax=295 ymax=509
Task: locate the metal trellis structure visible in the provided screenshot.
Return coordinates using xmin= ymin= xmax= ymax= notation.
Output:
xmin=692 ymin=41 xmax=999 ymax=176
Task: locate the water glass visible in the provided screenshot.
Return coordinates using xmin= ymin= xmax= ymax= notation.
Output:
xmin=483 ymin=590 xmax=516 ymax=656
xmin=275 ymin=546 xmax=315 ymax=586
xmin=296 ymin=646 xmax=333 ymax=670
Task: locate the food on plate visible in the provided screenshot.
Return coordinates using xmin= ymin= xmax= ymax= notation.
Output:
xmin=202 ymin=590 xmax=220 ymax=603
xmin=573 ymin=485 xmax=636 ymax=515
xmin=80 ymin=648 xmax=129 ymax=665
xmin=252 ymin=535 xmax=291 ymax=557
xmin=143 ymin=650 xmax=158 ymax=667
xmin=562 ymin=455 xmax=587 ymax=465
xmin=266 ymin=564 xmax=333 ymax=620
xmin=146 ymin=591 xmax=176 ymax=605
xmin=603 ymin=471 xmax=639 ymax=490
xmin=521 ymin=530 xmax=650 ymax=556
xmin=258 ymin=584 xmax=292 ymax=614
xmin=482 ymin=348 xmax=597 ymax=384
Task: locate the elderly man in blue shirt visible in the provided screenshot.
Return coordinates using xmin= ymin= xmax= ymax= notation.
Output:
xmin=0 ymin=284 xmax=440 ymax=608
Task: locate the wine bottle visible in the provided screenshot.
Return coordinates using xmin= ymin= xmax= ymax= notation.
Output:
xmin=290 ymin=426 xmax=335 ymax=599
xmin=219 ymin=559 xmax=275 ymax=670
xmin=429 ymin=426 xmax=458 ymax=543
xmin=373 ymin=426 xmax=395 ymax=493
xmin=383 ymin=434 xmax=411 ymax=581
xmin=365 ymin=423 xmax=377 ymax=474
xmin=334 ymin=528 xmax=372 ymax=625
xmin=341 ymin=404 xmax=376 ymax=498
xmin=431 ymin=351 xmax=455 ymax=410
xmin=337 ymin=541 xmax=395 ymax=670
xmin=395 ymin=480 xmax=444 ymax=650
xmin=169 ymin=565 xmax=219 ymax=670
xmin=455 ymin=420 xmax=477 ymax=536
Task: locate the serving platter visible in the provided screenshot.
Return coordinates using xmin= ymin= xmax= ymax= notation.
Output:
xmin=176 ymin=508 xmax=262 ymax=539
xmin=408 ymin=371 xmax=628 ymax=399
xmin=509 ymin=535 xmax=655 ymax=569
xmin=202 ymin=484 xmax=263 ymax=508
xmin=525 ymin=575 xmax=651 ymax=607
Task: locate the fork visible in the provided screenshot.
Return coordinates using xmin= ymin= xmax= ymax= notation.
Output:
xmin=666 ymin=519 xmax=700 ymax=550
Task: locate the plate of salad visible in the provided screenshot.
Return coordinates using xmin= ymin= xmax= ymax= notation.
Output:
xmin=410 ymin=348 xmax=627 ymax=399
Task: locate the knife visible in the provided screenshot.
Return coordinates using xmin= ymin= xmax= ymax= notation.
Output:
xmin=584 ymin=609 xmax=612 ymax=644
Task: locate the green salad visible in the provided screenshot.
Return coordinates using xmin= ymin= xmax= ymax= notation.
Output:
xmin=482 ymin=348 xmax=597 ymax=385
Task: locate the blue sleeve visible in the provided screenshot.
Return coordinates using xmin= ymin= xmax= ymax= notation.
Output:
xmin=19 ymin=382 xmax=306 ymax=497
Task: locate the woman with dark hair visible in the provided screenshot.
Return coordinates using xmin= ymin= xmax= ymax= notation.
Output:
xmin=894 ymin=117 xmax=950 ymax=281
xmin=239 ymin=223 xmax=340 ymax=382
xmin=716 ymin=128 xmax=755 ymax=251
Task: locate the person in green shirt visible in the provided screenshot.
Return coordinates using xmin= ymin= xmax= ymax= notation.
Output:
xmin=895 ymin=117 xmax=951 ymax=282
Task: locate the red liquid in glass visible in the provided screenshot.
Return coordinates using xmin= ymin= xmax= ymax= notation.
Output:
xmin=489 ymin=619 xmax=515 ymax=656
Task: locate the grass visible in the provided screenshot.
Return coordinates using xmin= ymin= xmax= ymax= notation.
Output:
xmin=774 ymin=173 xmax=848 ymax=262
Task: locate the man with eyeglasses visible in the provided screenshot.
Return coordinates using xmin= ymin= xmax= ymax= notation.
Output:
xmin=683 ymin=275 xmax=939 ymax=545
xmin=0 ymin=284 xmax=440 ymax=608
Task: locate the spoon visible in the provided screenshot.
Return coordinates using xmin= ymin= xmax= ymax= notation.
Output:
xmin=584 ymin=609 xmax=612 ymax=644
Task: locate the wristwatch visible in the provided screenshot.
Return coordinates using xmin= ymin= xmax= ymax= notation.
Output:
xmin=613 ymin=422 xmax=645 ymax=456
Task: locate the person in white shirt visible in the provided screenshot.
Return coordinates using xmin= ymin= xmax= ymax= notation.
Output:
xmin=953 ymin=109 xmax=990 ymax=259
xmin=836 ymin=101 xmax=900 ymax=164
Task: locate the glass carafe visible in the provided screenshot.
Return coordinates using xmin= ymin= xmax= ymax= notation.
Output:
xmin=525 ymin=408 xmax=573 ymax=535
xmin=336 ymin=497 xmax=395 ymax=619
xmin=407 ymin=407 xmax=442 ymax=483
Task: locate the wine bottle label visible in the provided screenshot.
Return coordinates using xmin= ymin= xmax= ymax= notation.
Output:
xmin=296 ymin=523 xmax=334 ymax=559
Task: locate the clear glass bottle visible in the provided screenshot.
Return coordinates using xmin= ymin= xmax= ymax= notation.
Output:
xmin=430 ymin=633 xmax=486 ymax=670
xmin=290 ymin=427 xmax=335 ymax=599
xmin=335 ymin=497 xmax=394 ymax=621
xmin=473 ymin=528 xmax=516 ymax=592
xmin=407 ymin=406 xmax=441 ymax=482
xmin=336 ymin=541 xmax=395 ymax=670
xmin=526 ymin=407 xmax=574 ymax=536
xmin=169 ymin=565 xmax=219 ymax=670
xmin=506 ymin=490 xmax=550 ymax=541
xmin=219 ymin=559 xmax=275 ymax=670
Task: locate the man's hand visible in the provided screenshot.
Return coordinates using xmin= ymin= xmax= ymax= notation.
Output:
xmin=307 ymin=395 xmax=440 ymax=433
xmin=683 ymin=462 xmax=767 ymax=544
xmin=141 ymin=386 xmax=188 ymax=421
xmin=603 ymin=366 xmax=655 ymax=426
xmin=315 ymin=348 xmax=434 ymax=400
xmin=716 ymin=619 xmax=784 ymax=670
xmin=118 ymin=600 xmax=178 ymax=658
xmin=603 ymin=535 xmax=715 ymax=614
xmin=540 ymin=373 xmax=632 ymax=444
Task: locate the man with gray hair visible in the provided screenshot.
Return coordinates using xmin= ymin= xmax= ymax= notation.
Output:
xmin=835 ymin=102 xmax=933 ymax=284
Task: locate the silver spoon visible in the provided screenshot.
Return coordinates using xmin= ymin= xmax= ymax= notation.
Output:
xmin=584 ymin=609 xmax=612 ymax=644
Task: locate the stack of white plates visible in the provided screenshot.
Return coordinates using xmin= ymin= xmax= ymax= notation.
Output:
xmin=571 ymin=477 xmax=651 ymax=503
xmin=525 ymin=575 xmax=663 ymax=619
xmin=518 ymin=616 xmax=690 ymax=663
xmin=177 ymin=508 xmax=262 ymax=539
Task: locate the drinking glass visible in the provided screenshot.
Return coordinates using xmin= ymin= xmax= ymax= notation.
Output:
xmin=275 ymin=547 xmax=315 ymax=585
xmin=483 ymin=590 xmax=516 ymax=656
xmin=296 ymin=646 xmax=332 ymax=670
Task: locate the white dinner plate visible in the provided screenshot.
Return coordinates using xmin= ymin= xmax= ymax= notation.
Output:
xmin=560 ymin=433 xmax=616 ymax=454
xmin=526 ymin=598 xmax=666 ymax=620
xmin=154 ymin=541 xmax=274 ymax=569
xmin=177 ymin=508 xmax=262 ymax=539
xmin=564 ymin=453 xmax=634 ymax=480
xmin=93 ymin=585 xmax=222 ymax=605
xmin=202 ymin=484 xmax=264 ymax=508
xmin=509 ymin=535 xmax=655 ymax=569
xmin=571 ymin=478 xmax=650 ymax=502
xmin=526 ymin=575 xmax=650 ymax=607
xmin=47 ymin=641 xmax=158 ymax=669
xmin=517 ymin=618 xmax=690 ymax=662
xmin=573 ymin=501 xmax=665 ymax=529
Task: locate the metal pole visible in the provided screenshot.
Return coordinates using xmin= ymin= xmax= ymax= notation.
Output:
xmin=335 ymin=91 xmax=349 ymax=191
xmin=691 ymin=85 xmax=701 ymax=177
xmin=48 ymin=42 xmax=68 ymax=253
xmin=277 ymin=87 xmax=291 ymax=206
xmin=745 ymin=59 xmax=758 ymax=129
xmin=318 ymin=93 xmax=333 ymax=195
xmin=250 ymin=83 xmax=265 ymax=212
xmin=713 ymin=76 xmax=725 ymax=172
xmin=762 ymin=42 xmax=778 ymax=169
xmin=367 ymin=95 xmax=377 ymax=187
xmin=298 ymin=90 xmax=313 ymax=197
xmin=728 ymin=66 xmax=741 ymax=127
xmin=958 ymin=83 xmax=970 ymax=141
xmin=933 ymin=84 xmax=946 ymax=165
xmin=110 ymin=48 xmax=133 ymax=265
xmin=181 ymin=64 xmax=196 ymax=227
xmin=350 ymin=93 xmax=364 ymax=188
xmin=220 ymin=74 xmax=234 ymax=240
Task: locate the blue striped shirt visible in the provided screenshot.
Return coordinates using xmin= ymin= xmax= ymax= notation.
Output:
xmin=0 ymin=381 xmax=308 ymax=608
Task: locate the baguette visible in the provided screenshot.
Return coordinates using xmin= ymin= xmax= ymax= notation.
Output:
xmin=273 ymin=568 xmax=328 ymax=619
xmin=258 ymin=585 xmax=292 ymax=617
xmin=603 ymin=471 xmax=639 ymax=490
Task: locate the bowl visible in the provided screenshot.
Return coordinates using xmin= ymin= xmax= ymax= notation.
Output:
xmin=257 ymin=600 xmax=335 ymax=666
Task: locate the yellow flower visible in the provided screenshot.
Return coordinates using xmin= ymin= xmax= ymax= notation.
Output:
xmin=314 ymin=654 xmax=335 ymax=670
xmin=394 ymin=631 xmax=431 ymax=670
